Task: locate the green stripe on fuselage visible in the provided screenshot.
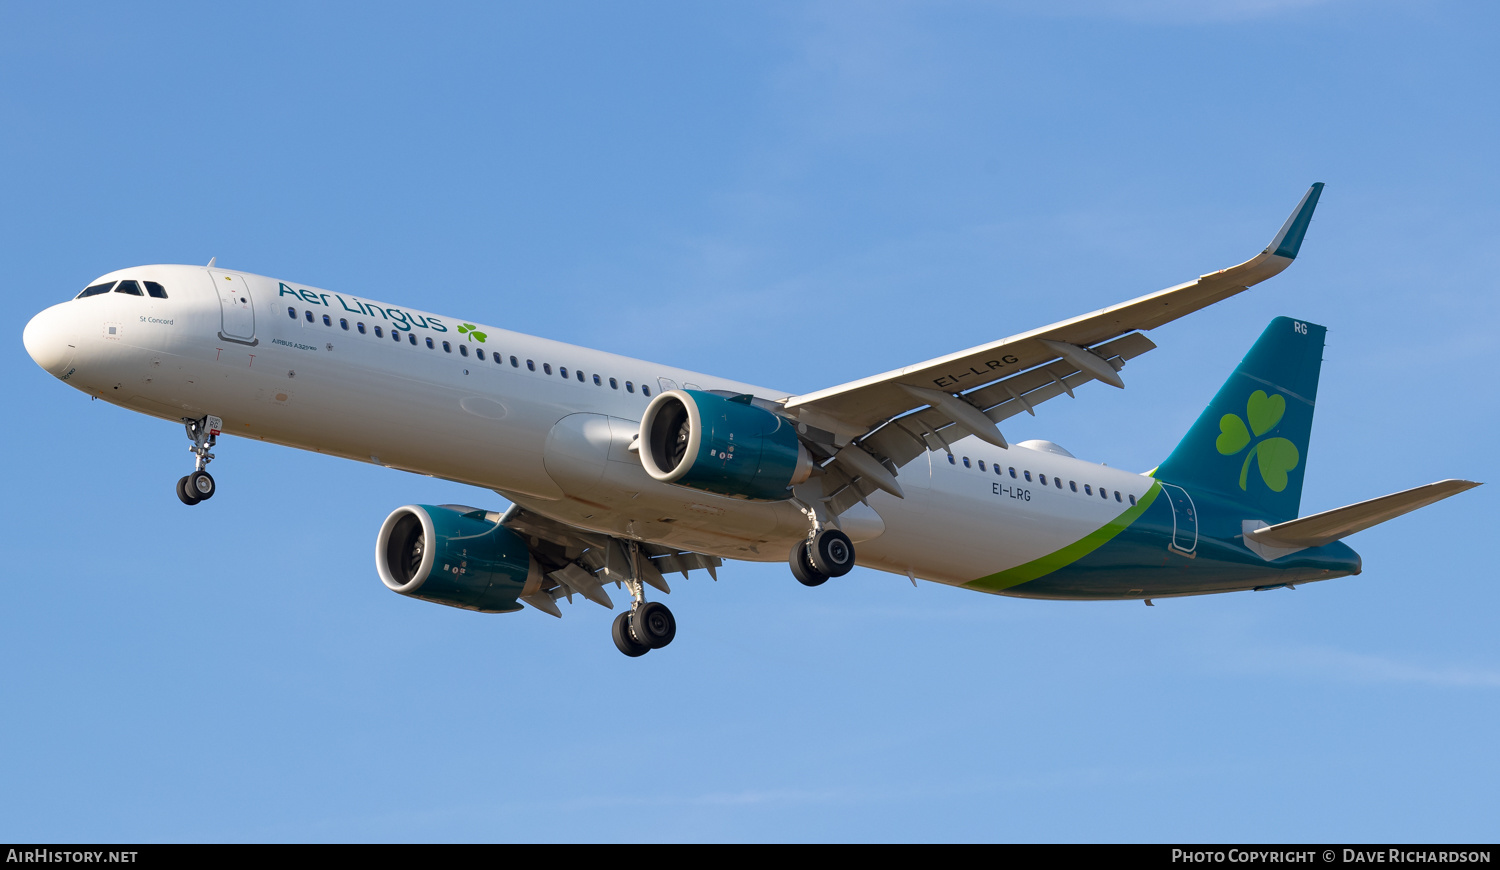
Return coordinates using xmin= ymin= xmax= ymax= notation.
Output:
xmin=964 ymin=481 xmax=1162 ymax=592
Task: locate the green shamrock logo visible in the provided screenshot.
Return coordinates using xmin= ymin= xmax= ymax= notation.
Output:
xmin=1215 ymin=390 xmax=1299 ymax=492
xmin=457 ymin=323 xmax=487 ymax=343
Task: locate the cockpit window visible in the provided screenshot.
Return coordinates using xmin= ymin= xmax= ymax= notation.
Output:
xmin=144 ymin=281 xmax=168 ymax=299
xmin=114 ymin=280 xmax=144 ymax=296
xmin=77 ymin=282 xmax=115 ymax=298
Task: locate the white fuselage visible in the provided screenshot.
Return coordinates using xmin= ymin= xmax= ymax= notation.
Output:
xmin=25 ymin=265 xmax=1153 ymax=592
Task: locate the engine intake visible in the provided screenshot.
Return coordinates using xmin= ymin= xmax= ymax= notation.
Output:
xmin=639 ymin=390 xmax=812 ymax=501
xmin=375 ymin=504 xmax=540 ymax=613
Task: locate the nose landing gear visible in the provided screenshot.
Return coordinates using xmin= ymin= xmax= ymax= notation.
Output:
xmin=176 ymin=415 xmax=221 ymax=506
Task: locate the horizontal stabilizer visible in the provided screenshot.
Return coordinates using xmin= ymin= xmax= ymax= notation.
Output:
xmin=1246 ymin=479 xmax=1481 ymax=550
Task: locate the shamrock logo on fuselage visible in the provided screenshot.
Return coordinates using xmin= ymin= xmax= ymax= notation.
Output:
xmin=457 ymin=323 xmax=487 ymax=343
xmin=1215 ymin=390 xmax=1300 ymax=492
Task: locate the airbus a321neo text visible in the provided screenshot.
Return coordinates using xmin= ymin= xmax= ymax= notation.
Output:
xmin=24 ymin=183 xmax=1479 ymax=656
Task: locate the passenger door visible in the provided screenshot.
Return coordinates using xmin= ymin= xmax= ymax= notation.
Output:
xmin=207 ymin=269 xmax=257 ymax=345
xmin=1161 ymin=483 xmax=1198 ymax=556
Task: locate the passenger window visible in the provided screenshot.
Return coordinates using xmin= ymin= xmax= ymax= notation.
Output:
xmin=1039 ymin=474 xmax=1047 ymax=485
xmin=287 ymin=307 xmax=297 ymax=319
xmin=1024 ymin=471 xmax=1032 ymax=482
xmin=610 ymin=378 xmax=618 ymax=390
xmin=544 ymin=363 xmax=552 ymax=375
xmin=626 ymin=381 xmax=635 ymax=393
xmin=1055 ymin=477 xmax=1063 ymax=489
xmin=1115 ymin=491 xmax=1122 ymax=502
xmin=114 ymin=280 xmax=143 ymax=296
xmin=962 ymin=457 xmax=971 ymax=468
xmin=76 ymin=282 xmax=115 ymax=298
xmin=1009 ymin=467 xmax=1017 ymax=479
xmin=306 ymin=310 xmax=314 ymax=323
xmin=322 ymin=314 xmax=332 ymax=327
xmin=511 ymin=356 xmax=519 ymax=367
xmin=408 ymin=333 xmax=417 ymax=346
xmin=1101 ymin=488 xmax=1109 ymax=499
xmin=459 ymin=344 xmax=468 ymax=357
xmin=426 ymin=337 xmax=435 ymax=349
xmin=474 ymin=348 xmax=482 ymax=360
xmin=1085 ymin=484 xmax=1093 ymax=495
xmin=1070 ymin=481 xmax=1077 ymax=492
xmin=1129 ymin=494 xmax=1137 ymax=505
xmin=978 ymin=460 xmax=986 ymax=472
xmin=527 ymin=360 xmax=535 ymax=371
xmin=144 ymin=281 xmax=168 ymax=299
xmin=948 ymin=455 xmax=956 ymax=465
xmin=577 ymin=370 xmax=585 ymax=382
xmin=442 ymin=341 xmax=452 ymax=353
xmin=340 ymin=318 xmax=349 ymax=330
xmin=593 ymin=374 xmax=601 ymax=386
xmin=357 ymin=322 xmax=366 ymax=334
xmin=994 ymin=464 xmax=1002 ymax=476
xmin=642 ymin=385 xmax=651 ymax=397
xmin=560 ymin=366 xmax=568 ymax=378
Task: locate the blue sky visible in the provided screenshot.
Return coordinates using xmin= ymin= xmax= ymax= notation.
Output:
xmin=2 ymin=0 xmax=1496 ymax=842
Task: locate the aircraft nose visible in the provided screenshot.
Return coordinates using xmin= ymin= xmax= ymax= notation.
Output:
xmin=23 ymin=303 xmax=79 ymax=377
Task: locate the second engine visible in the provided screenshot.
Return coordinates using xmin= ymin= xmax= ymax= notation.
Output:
xmin=638 ymin=389 xmax=813 ymax=501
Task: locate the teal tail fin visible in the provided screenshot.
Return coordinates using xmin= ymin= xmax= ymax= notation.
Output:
xmin=1155 ymin=317 xmax=1326 ymax=523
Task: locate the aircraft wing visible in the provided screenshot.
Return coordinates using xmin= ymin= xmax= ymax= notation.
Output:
xmin=782 ymin=184 xmax=1324 ymax=515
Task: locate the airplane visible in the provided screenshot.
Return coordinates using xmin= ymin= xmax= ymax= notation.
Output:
xmin=22 ymin=182 xmax=1480 ymax=657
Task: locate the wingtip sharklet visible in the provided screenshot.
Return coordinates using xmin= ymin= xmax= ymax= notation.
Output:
xmin=1266 ymin=182 xmax=1324 ymax=260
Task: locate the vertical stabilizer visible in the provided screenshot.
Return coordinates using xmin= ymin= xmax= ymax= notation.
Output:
xmin=1155 ymin=317 xmax=1325 ymax=523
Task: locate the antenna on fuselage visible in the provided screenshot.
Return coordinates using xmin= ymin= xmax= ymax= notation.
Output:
xmin=206 ymin=257 xmax=216 ymax=268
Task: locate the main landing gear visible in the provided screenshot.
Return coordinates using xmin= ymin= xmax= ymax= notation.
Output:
xmin=176 ymin=415 xmax=221 ymax=506
xmin=611 ymin=545 xmax=677 ymax=657
xmin=789 ymin=527 xmax=855 ymax=587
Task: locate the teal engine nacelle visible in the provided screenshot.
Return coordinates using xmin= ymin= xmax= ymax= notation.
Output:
xmin=375 ymin=504 xmax=539 ymax=613
xmin=639 ymin=389 xmax=813 ymax=502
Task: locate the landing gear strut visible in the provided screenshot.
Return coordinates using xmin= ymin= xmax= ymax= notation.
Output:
xmin=611 ymin=543 xmax=677 ymax=657
xmin=176 ymin=415 xmax=221 ymax=506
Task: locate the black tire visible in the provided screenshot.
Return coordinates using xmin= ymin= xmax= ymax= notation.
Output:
xmin=789 ymin=539 xmax=828 ymax=587
xmin=811 ymin=529 xmax=855 ymax=577
xmin=176 ymin=476 xmax=201 ymax=506
xmin=631 ymin=602 xmax=676 ymax=649
xmin=612 ymin=611 xmax=649 ymax=657
xmin=187 ymin=470 xmax=215 ymax=501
